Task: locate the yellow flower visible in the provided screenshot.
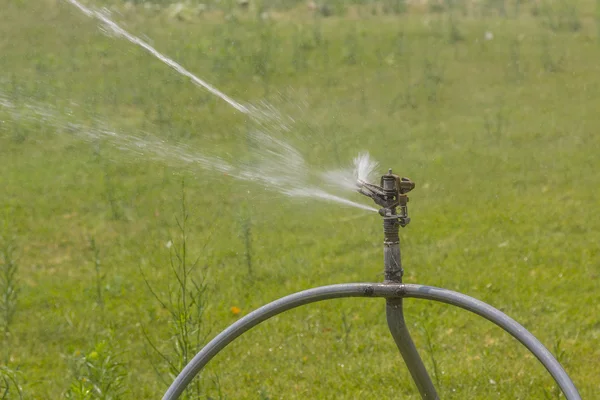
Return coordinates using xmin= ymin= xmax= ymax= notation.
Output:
xmin=230 ymin=306 xmax=241 ymax=315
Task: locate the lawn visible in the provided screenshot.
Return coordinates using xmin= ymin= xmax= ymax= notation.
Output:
xmin=1 ymin=0 xmax=599 ymax=398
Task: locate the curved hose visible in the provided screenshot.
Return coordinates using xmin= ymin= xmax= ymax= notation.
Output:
xmin=162 ymin=283 xmax=581 ymax=400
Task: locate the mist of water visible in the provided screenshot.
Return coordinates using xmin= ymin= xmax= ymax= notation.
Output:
xmin=2 ymin=0 xmax=382 ymax=213
xmin=321 ymin=152 xmax=380 ymax=192
xmin=0 ymin=94 xmax=378 ymax=212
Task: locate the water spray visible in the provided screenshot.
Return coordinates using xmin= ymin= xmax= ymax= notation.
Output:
xmin=57 ymin=0 xmax=380 ymax=213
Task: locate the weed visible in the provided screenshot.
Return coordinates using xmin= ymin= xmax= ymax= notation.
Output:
xmin=360 ymin=68 xmax=368 ymax=114
xmin=543 ymin=338 xmax=568 ymax=399
xmin=210 ymin=373 xmax=225 ymax=400
xmin=539 ymin=0 xmax=581 ymax=32
xmin=340 ymin=311 xmax=352 ymax=350
xmin=389 ymin=54 xmax=417 ymax=113
xmin=65 ymin=340 xmax=127 ymax=400
xmin=240 ymin=207 xmax=254 ymax=277
xmin=383 ymin=0 xmax=408 ymax=15
xmin=423 ymin=325 xmax=442 ymax=388
xmin=253 ymin=22 xmax=277 ymax=96
xmin=0 ymin=366 xmax=24 ymax=400
xmin=422 ymin=55 xmax=445 ymax=103
xmin=561 ymin=0 xmax=582 ymax=32
xmin=447 ymin=13 xmax=464 ymax=43
xmin=343 ymin=27 xmax=359 ymax=66
xmin=89 ymin=237 xmax=104 ymax=311
xmin=98 ymin=155 xmax=123 ymax=221
xmin=292 ymin=25 xmax=309 ymax=73
xmin=484 ymin=99 xmax=509 ymax=140
xmin=541 ymin=34 xmax=563 ymax=73
xmin=141 ymin=180 xmax=210 ymax=397
xmin=329 ymin=124 xmax=342 ymax=166
xmin=507 ymin=38 xmax=524 ymax=83
xmin=596 ymin=0 xmax=600 ymax=39
xmin=0 ymin=235 xmax=18 ymax=359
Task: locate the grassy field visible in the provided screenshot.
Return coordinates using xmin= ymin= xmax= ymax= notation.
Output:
xmin=1 ymin=0 xmax=599 ymax=398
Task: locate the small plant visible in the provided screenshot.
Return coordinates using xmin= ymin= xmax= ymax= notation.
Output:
xmin=89 ymin=237 xmax=104 ymax=311
xmin=394 ymin=29 xmax=406 ymax=58
xmin=543 ymin=338 xmax=568 ymax=399
xmin=443 ymin=0 xmax=464 ymax=42
xmin=329 ymin=124 xmax=342 ymax=166
xmin=312 ymin=12 xmax=323 ymax=47
xmin=93 ymin=147 xmax=123 ymax=221
xmin=252 ymin=22 xmax=277 ymax=96
xmin=0 ymin=235 xmax=18 ymax=360
xmin=537 ymin=0 xmax=558 ymax=31
xmin=320 ymin=38 xmax=330 ymax=68
xmin=10 ymin=120 xmax=26 ymax=144
xmin=538 ymin=0 xmax=581 ymax=32
xmin=291 ymin=25 xmax=309 ymax=73
xmin=422 ymin=56 xmax=444 ymax=103
xmin=360 ymin=68 xmax=368 ymax=115
xmin=507 ymin=39 xmax=524 ymax=83
xmin=340 ymin=311 xmax=352 ymax=350
xmin=0 ymin=365 xmax=24 ymax=400
xmin=383 ymin=0 xmax=407 ymax=15
xmin=103 ymin=165 xmax=123 ymax=221
xmin=9 ymin=74 xmax=19 ymax=104
xmin=64 ymin=340 xmax=127 ymax=400
xmin=343 ymin=27 xmax=359 ymax=66
xmin=484 ymin=100 xmax=509 ymax=140
xmin=389 ymin=56 xmax=417 ymax=113
xmin=541 ymin=34 xmax=563 ymax=73
xmin=429 ymin=0 xmax=446 ymax=13
xmin=141 ymin=180 xmax=210 ymax=398
xmin=241 ymin=212 xmax=253 ymax=277
xmin=597 ymin=0 xmax=600 ymax=39
xmin=447 ymin=13 xmax=464 ymax=44
xmin=210 ymin=373 xmax=225 ymax=400
xmin=423 ymin=324 xmax=442 ymax=388
xmin=482 ymin=0 xmax=508 ymax=17
xmin=560 ymin=0 xmax=581 ymax=32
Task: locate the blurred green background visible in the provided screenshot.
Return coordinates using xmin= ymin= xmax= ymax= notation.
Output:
xmin=1 ymin=0 xmax=599 ymax=398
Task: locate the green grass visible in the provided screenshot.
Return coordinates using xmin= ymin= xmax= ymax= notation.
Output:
xmin=1 ymin=0 xmax=600 ymax=398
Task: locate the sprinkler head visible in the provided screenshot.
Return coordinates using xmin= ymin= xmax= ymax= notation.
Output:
xmin=357 ymin=169 xmax=414 ymax=227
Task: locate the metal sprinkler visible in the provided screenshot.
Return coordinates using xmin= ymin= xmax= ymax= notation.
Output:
xmin=163 ymin=171 xmax=581 ymax=400
xmin=357 ymin=170 xmax=440 ymax=398
xmin=357 ymin=169 xmax=414 ymax=281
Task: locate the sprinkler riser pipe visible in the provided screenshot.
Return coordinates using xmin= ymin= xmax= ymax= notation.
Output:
xmin=383 ymin=201 xmax=402 ymax=282
xmin=383 ymin=217 xmax=400 ymax=243
xmin=383 ymin=214 xmax=438 ymax=399
xmin=384 ymin=242 xmax=402 ymax=282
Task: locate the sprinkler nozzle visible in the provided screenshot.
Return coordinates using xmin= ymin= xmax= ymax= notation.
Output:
xmin=357 ymin=169 xmax=414 ymax=227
